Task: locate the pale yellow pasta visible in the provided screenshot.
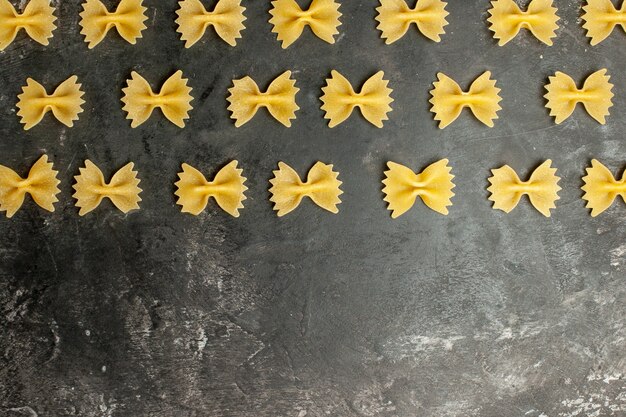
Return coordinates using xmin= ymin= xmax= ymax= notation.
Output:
xmin=487 ymin=0 xmax=559 ymax=46
xmin=175 ymin=161 xmax=247 ymax=217
xmin=582 ymin=0 xmax=626 ymax=46
xmin=175 ymin=0 xmax=246 ymax=47
xmin=582 ymin=159 xmax=626 ymax=217
xmin=382 ymin=159 xmax=455 ymax=218
xmin=269 ymin=0 xmax=341 ymax=48
xmin=429 ymin=71 xmax=501 ymax=129
xmin=227 ymin=71 xmax=300 ymax=127
xmin=121 ymin=70 xmax=194 ymax=128
xmin=16 ymin=76 xmax=85 ymax=130
xmin=488 ymin=160 xmax=561 ymax=217
xmin=375 ymin=0 xmax=449 ymax=44
xmin=79 ymin=0 xmax=148 ymax=48
xmin=544 ymin=69 xmax=614 ymax=125
xmin=320 ymin=70 xmax=393 ymax=128
xmin=269 ymin=162 xmax=342 ymax=217
xmin=0 ymin=155 xmax=60 ymax=218
xmin=73 ymin=160 xmax=142 ymax=216
xmin=0 ymin=0 xmax=56 ymax=50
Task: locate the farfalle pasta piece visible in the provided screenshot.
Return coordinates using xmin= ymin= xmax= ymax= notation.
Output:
xmin=488 ymin=159 xmax=561 ymax=217
xmin=582 ymin=0 xmax=626 ymax=45
xmin=16 ymin=76 xmax=85 ymax=130
xmin=175 ymin=0 xmax=246 ymax=47
xmin=0 ymin=0 xmax=56 ymax=50
xmin=320 ymin=70 xmax=394 ymax=128
xmin=382 ymin=159 xmax=455 ymax=218
xmin=269 ymin=161 xmax=342 ymax=217
xmin=487 ymin=0 xmax=559 ymax=46
xmin=121 ymin=70 xmax=194 ymax=128
xmin=544 ymin=69 xmax=614 ymax=125
xmin=79 ymin=0 xmax=148 ymax=49
xmin=227 ymin=71 xmax=299 ymax=127
xmin=582 ymin=159 xmax=626 ymax=217
xmin=375 ymin=0 xmax=449 ymax=44
xmin=269 ymin=0 xmax=341 ymax=49
xmin=429 ymin=71 xmax=502 ymax=129
xmin=0 ymin=155 xmax=60 ymax=218
xmin=175 ymin=161 xmax=247 ymax=217
xmin=73 ymin=160 xmax=142 ymax=216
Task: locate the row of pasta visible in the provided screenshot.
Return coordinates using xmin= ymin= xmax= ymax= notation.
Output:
xmin=0 ymin=0 xmax=622 ymax=50
xmin=13 ymin=68 xmax=615 ymax=130
xmin=1 ymin=155 xmax=624 ymax=219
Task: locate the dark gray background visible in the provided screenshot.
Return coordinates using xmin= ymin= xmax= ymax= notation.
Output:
xmin=1 ymin=0 xmax=625 ymax=416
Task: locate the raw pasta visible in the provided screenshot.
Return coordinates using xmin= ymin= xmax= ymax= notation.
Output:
xmin=269 ymin=161 xmax=342 ymax=217
xmin=382 ymin=159 xmax=455 ymax=218
xmin=488 ymin=160 xmax=561 ymax=217
xmin=175 ymin=161 xmax=247 ymax=217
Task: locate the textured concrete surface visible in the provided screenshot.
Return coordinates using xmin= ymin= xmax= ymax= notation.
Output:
xmin=1 ymin=0 xmax=625 ymax=416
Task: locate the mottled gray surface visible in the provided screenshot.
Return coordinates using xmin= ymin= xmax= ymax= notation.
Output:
xmin=1 ymin=0 xmax=625 ymax=416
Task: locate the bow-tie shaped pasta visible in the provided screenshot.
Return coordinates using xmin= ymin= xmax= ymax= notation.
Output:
xmin=582 ymin=0 xmax=626 ymax=45
xmin=176 ymin=0 xmax=246 ymax=47
xmin=488 ymin=160 xmax=561 ymax=217
xmin=269 ymin=162 xmax=342 ymax=217
xmin=73 ymin=160 xmax=142 ymax=216
xmin=16 ymin=76 xmax=85 ymax=130
xmin=121 ymin=70 xmax=194 ymax=128
xmin=175 ymin=161 xmax=247 ymax=217
xmin=0 ymin=0 xmax=56 ymax=50
xmin=320 ymin=70 xmax=394 ymax=128
xmin=544 ymin=69 xmax=614 ymax=125
xmin=79 ymin=0 xmax=148 ymax=49
xmin=375 ymin=0 xmax=449 ymax=44
xmin=582 ymin=159 xmax=626 ymax=217
xmin=269 ymin=0 xmax=342 ymax=49
xmin=487 ymin=0 xmax=559 ymax=46
xmin=382 ymin=159 xmax=455 ymax=218
xmin=429 ymin=71 xmax=502 ymax=129
xmin=227 ymin=71 xmax=299 ymax=127
xmin=0 ymin=155 xmax=60 ymax=218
